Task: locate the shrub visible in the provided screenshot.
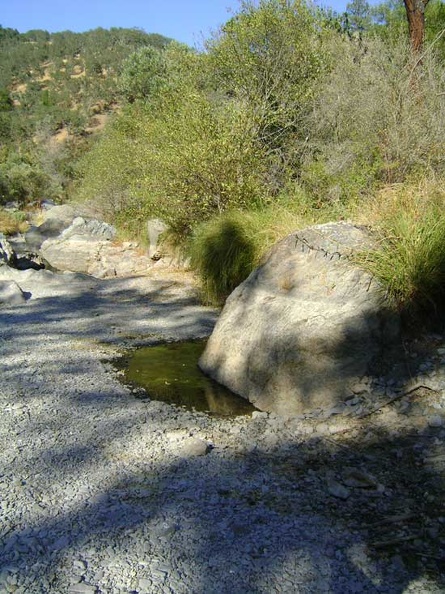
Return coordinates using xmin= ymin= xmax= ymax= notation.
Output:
xmin=129 ymin=92 xmax=270 ymax=239
xmin=189 ymin=212 xmax=256 ymax=305
xmin=356 ymin=179 xmax=445 ymax=320
xmin=305 ymin=35 xmax=445 ymax=198
xmin=0 ymin=209 xmax=29 ymax=235
xmin=189 ymin=191 xmax=333 ymax=305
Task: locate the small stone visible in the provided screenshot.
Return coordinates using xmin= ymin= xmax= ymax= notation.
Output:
xmin=327 ymin=477 xmax=350 ymax=500
xmin=179 ymin=437 xmax=210 ymax=457
xmin=326 ymin=404 xmax=346 ymax=417
xmin=251 ymin=411 xmax=268 ymax=420
xmin=138 ymin=577 xmax=152 ymax=590
xmin=52 ymin=534 xmax=70 ymax=550
xmin=153 ymin=521 xmax=177 ymax=538
xmin=343 ymin=468 xmax=378 ymax=489
xmin=427 ymin=526 xmax=439 ymax=539
xmin=350 ymin=382 xmax=370 ymax=395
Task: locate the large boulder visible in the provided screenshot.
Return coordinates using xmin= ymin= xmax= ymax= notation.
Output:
xmin=25 ymin=204 xmax=80 ymax=251
xmin=40 ymin=217 xmax=116 ymax=274
xmin=199 ymin=222 xmax=400 ymax=416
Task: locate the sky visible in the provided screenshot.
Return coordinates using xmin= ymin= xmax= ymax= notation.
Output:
xmin=0 ymin=0 xmax=363 ymax=48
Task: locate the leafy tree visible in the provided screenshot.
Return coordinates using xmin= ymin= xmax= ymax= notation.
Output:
xmin=425 ymin=0 xmax=445 ymax=56
xmin=346 ymin=0 xmax=373 ymax=32
xmin=207 ymin=0 xmax=330 ymax=165
xmin=118 ymin=46 xmax=167 ymax=103
xmin=0 ymin=25 xmax=19 ymax=42
xmin=371 ymin=0 xmax=407 ymax=40
xmin=373 ymin=0 xmax=434 ymax=51
xmin=21 ymin=29 xmax=50 ymax=42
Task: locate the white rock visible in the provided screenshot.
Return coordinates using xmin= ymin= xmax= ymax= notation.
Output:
xmin=200 ymin=222 xmax=400 ymax=416
xmin=0 ymin=280 xmax=26 ymax=306
xmin=179 ymin=437 xmax=210 ymax=457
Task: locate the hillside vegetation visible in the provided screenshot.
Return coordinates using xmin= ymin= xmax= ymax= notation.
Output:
xmin=3 ymin=0 xmax=445 ymax=321
xmin=0 ymin=25 xmax=171 ymax=206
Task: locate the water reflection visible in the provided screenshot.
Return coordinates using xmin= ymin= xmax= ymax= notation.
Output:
xmin=118 ymin=340 xmax=255 ymax=416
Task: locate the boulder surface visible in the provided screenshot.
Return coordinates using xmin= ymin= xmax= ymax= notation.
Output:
xmin=40 ymin=216 xmax=117 ymax=274
xmin=199 ymin=222 xmax=400 ymax=416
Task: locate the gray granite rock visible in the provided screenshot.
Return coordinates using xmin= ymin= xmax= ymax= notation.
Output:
xmin=200 ymin=222 xmax=401 ymax=415
xmin=0 ymin=279 xmax=27 ymax=305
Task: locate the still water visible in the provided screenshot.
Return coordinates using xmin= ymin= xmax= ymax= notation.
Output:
xmin=117 ymin=340 xmax=255 ymax=416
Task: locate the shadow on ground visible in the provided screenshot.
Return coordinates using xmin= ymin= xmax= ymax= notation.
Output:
xmin=1 ymin=275 xmax=444 ymax=592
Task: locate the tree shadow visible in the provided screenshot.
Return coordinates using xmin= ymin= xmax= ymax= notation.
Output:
xmin=190 ymin=216 xmax=257 ymax=305
xmin=0 ymin=273 xmax=218 ymax=348
xmin=1 ymin=384 xmax=444 ymax=592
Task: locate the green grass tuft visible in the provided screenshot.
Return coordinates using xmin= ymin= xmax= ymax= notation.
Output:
xmin=188 ymin=193 xmax=336 ymax=305
xmin=0 ymin=209 xmax=29 ymax=236
xmin=189 ymin=212 xmax=256 ymax=305
xmin=357 ymin=184 xmax=445 ymax=320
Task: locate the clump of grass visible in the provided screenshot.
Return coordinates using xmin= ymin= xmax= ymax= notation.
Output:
xmin=189 ymin=212 xmax=256 ymax=305
xmin=0 ymin=209 xmax=29 ymax=235
xmin=357 ymin=179 xmax=445 ymax=320
xmin=188 ymin=191 xmax=336 ymax=305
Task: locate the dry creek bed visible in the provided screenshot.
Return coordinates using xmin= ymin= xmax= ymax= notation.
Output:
xmin=0 ymin=267 xmax=444 ymax=593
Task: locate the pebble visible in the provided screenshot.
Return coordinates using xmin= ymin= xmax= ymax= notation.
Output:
xmin=326 ymin=476 xmax=351 ymax=500
xmin=178 ymin=437 xmax=210 ymax=457
xmin=138 ymin=577 xmax=152 ymax=590
xmin=68 ymin=584 xmax=97 ymax=594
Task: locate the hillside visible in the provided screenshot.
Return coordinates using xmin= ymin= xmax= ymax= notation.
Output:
xmin=0 ymin=25 xmax=172 ymax=206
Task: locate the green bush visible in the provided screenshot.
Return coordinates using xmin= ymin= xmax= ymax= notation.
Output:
xmin=188 ymin=192 xmax=329 ymax=305
xmin=357 ymin=181 xmax=445 ymax=319
xmin=134 ymin=93 xmax=269 ymax=238
xmin=118 ymin=46 xmax=167 ymax=103
xmin=189 ymin=212 xmax=257 ymax=305
xmin=75 ymin=105 xmax=149 ymax=229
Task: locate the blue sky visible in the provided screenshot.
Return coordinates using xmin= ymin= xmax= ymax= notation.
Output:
xmin=1 ymin=0 xmax=370 ymax=47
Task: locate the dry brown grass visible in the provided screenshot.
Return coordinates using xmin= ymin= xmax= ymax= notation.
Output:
xmin=357 ymin=177 xmax=445 ymax=230
xmin=0 ymin=210 xmax=29 ymax=236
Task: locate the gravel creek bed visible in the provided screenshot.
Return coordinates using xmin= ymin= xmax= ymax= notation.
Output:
xmin=1 ymin=269 xmax=445 ymax=593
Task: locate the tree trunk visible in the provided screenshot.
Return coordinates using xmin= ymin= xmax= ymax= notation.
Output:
xmin=403 ymin=0 xmax=429 ymax=52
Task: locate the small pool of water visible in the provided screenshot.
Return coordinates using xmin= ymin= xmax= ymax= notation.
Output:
xmin=116 ymin=340 xmax=256 ymax=416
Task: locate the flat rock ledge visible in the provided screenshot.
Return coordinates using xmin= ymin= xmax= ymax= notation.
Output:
xmin=200 ymin=222 xmax=401 ymax=416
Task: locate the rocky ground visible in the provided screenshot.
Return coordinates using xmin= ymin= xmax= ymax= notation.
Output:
xmin=1 ymin=266 xmax=445 ymax=593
